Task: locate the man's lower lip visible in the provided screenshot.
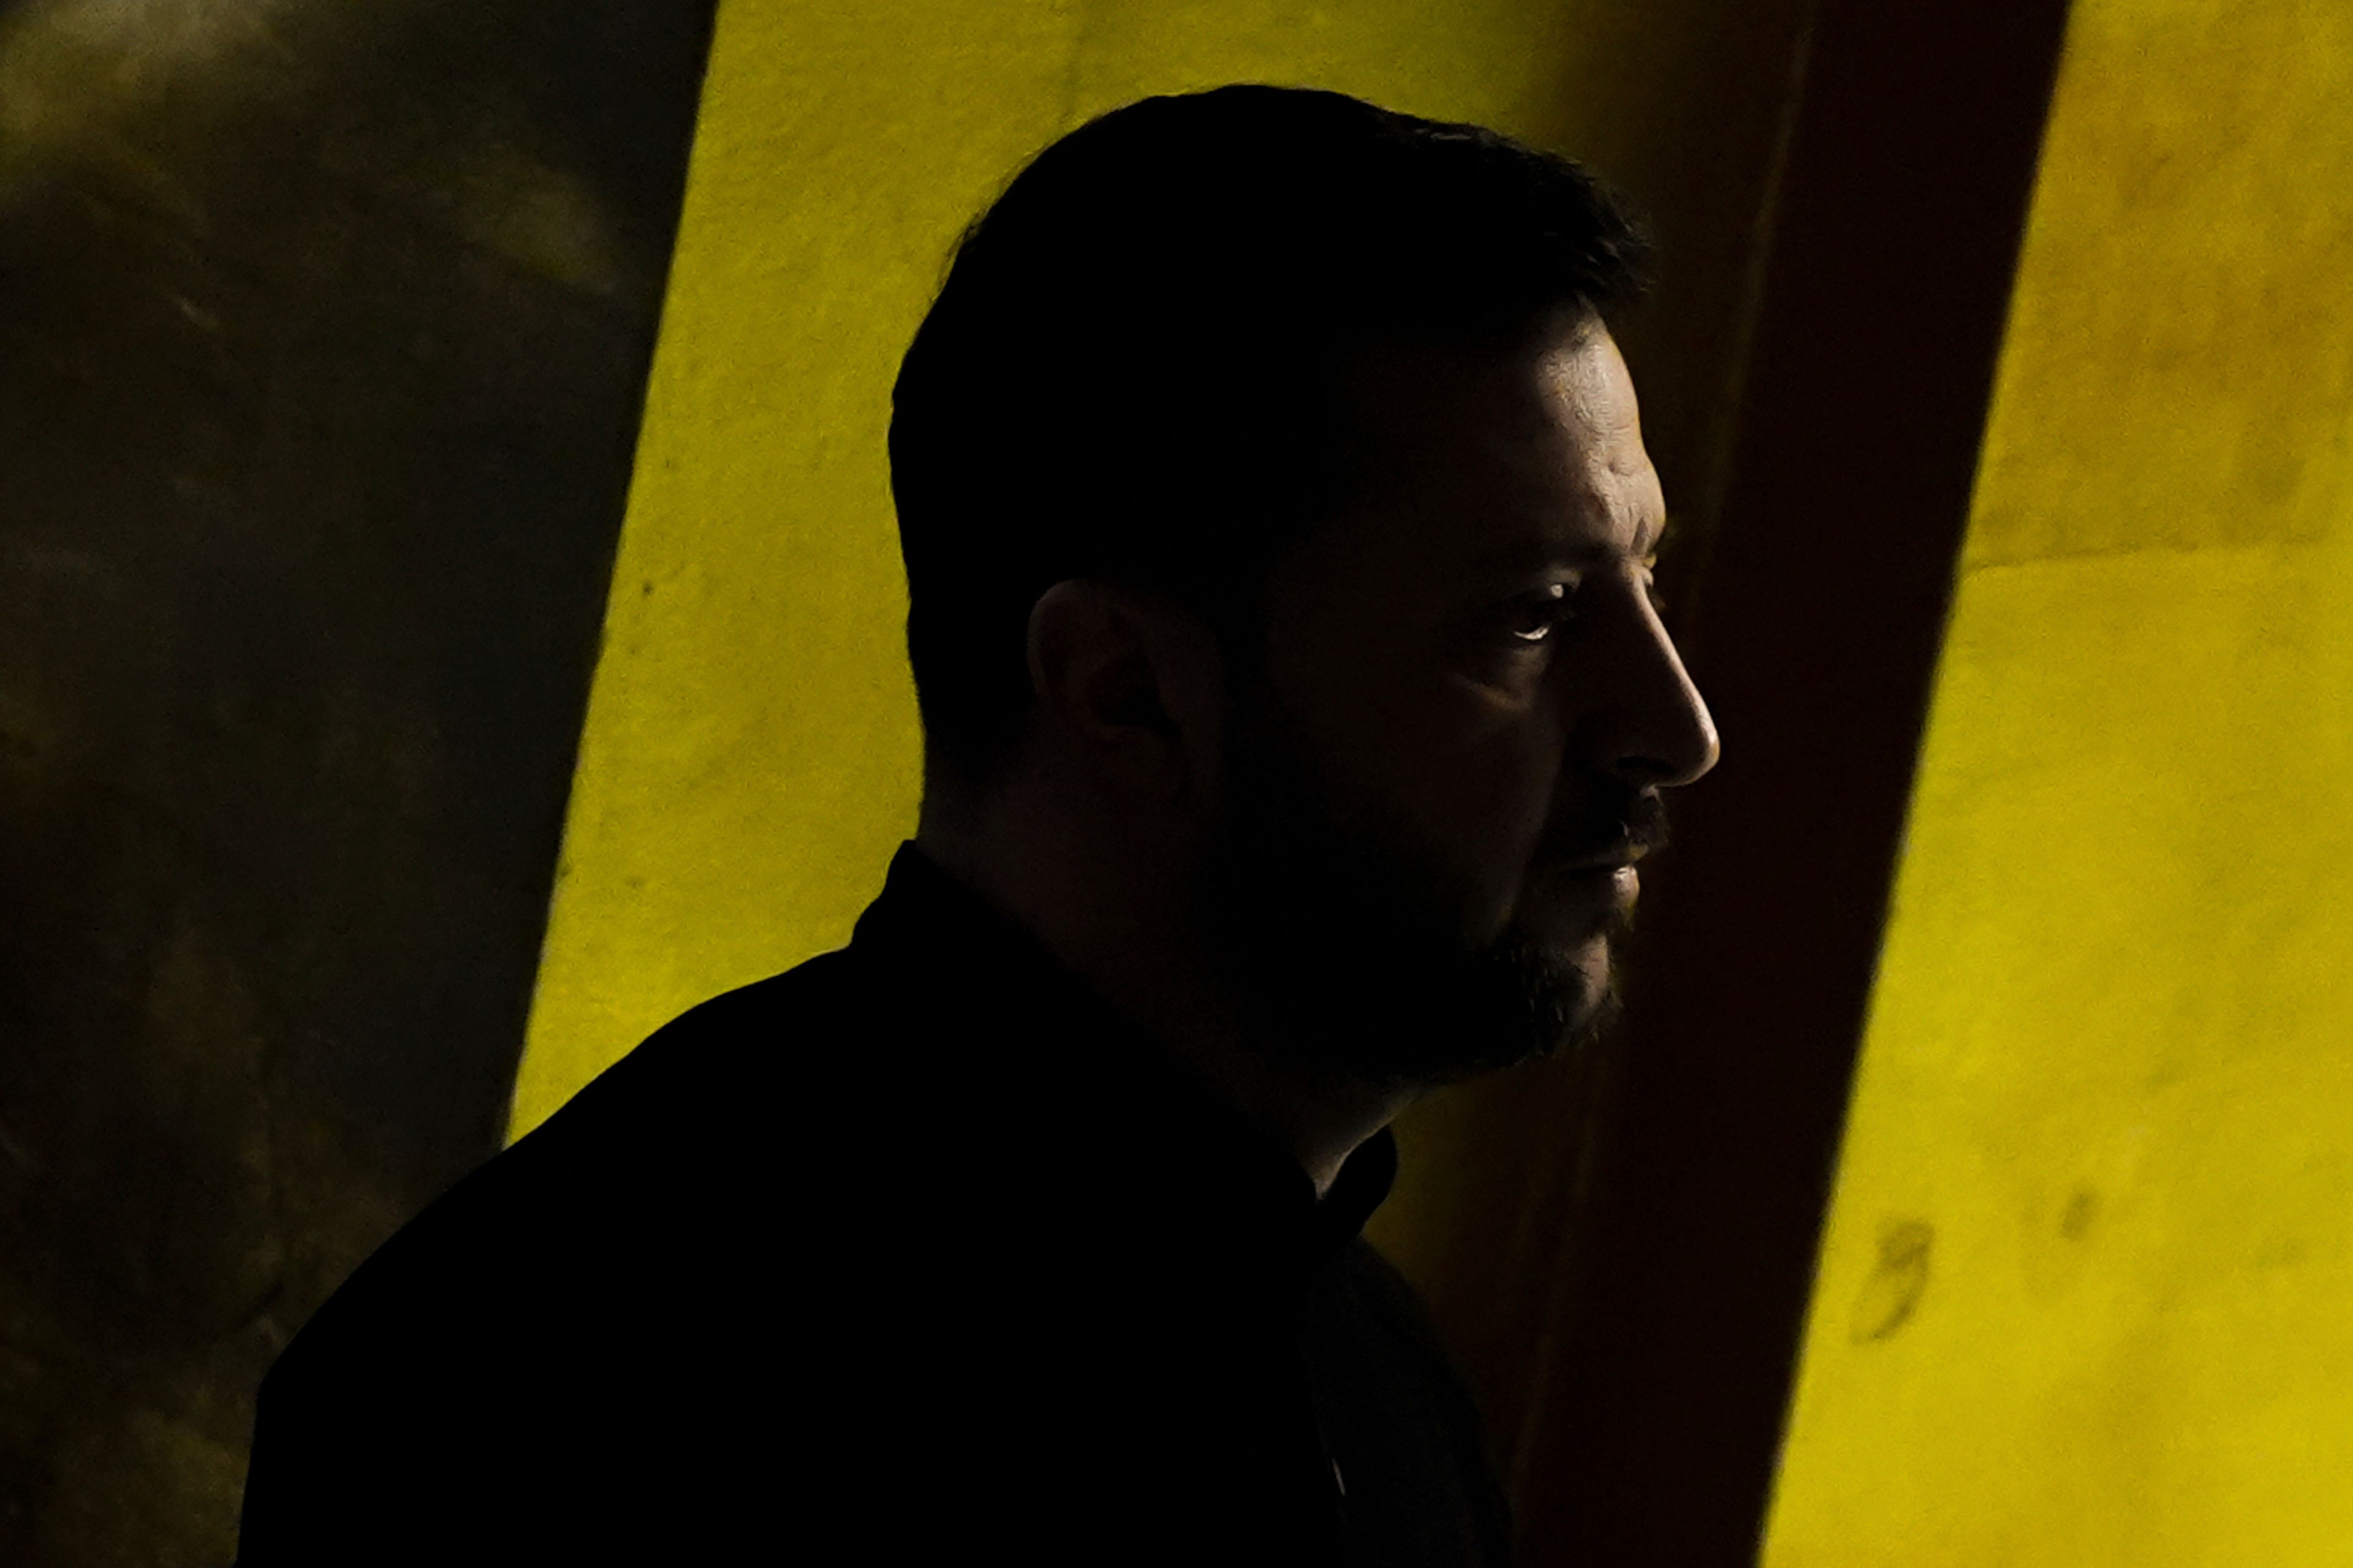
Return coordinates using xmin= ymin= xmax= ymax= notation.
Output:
xmin=1556 ymin=865 xmax=1639 ymax=901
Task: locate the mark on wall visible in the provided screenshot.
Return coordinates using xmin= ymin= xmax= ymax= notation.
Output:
xmin=1848 ymin=1218 xmax=1933 ymax=1344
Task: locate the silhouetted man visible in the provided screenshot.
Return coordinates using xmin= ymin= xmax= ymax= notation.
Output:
xmin=238 ymin=85 xmax=1716 ymax=1565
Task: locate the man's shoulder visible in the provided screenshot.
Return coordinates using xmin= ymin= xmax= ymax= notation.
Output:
xmin=272 ymin=948 xmax=878 ymax=1380
xmin=518 ymin=943 xmax=877 ymax=1166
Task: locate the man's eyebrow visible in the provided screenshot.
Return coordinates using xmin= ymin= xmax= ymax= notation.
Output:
xmin=1468 ymin=513 xmax=1673 ymax=575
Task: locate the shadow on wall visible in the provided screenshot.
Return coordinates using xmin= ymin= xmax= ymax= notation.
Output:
xmin=0 ymin=0 xmax=712 ymax=1560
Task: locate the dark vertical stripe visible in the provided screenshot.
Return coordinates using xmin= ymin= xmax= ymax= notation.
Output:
xmin=1512 ymin=3 xmax=2075 ymax=1562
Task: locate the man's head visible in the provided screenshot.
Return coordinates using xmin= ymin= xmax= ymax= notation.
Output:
xmin=892 ymin=86 xmax=1716 ymax=1089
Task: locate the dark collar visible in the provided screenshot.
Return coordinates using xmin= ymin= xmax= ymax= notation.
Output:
xmin=849 ymin=841 xmax=1396 ymax=1268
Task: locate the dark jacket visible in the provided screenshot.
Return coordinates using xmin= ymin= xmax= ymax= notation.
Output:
xmin=238 ymin=845 xmax=1512 ymax=1564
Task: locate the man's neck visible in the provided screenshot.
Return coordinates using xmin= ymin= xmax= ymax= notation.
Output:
xmin=915 ymin=815 xmax=1411 ymax=1199
xmin=1172 ymin=1039 xmax=1414 ymax=1199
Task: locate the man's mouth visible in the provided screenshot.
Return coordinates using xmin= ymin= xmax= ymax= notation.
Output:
xmin=1542 ymin=789 xmax=1669 ymax=877
xmin=1555 ymin=841 xmax=1648 ymax=876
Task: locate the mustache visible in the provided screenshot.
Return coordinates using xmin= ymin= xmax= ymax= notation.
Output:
xmin=1539 ymin=787 xmax=1670 ymax=868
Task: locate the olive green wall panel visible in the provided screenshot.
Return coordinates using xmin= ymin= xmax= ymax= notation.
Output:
xmin=0 ymin=2 xmax=715 ymax=1562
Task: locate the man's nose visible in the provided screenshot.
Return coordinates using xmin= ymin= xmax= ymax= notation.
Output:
xmin=1573 ymin=590 xmax=1720 ymax=790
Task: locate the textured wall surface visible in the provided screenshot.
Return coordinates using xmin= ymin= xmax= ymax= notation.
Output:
xmin=1762 ymin=1 xmax=2353 ymax=1561
xmin=507 ymin=0 xmax=1820 ymax=1500
xmin=0 ymin=2 xmax=711 ymax=1561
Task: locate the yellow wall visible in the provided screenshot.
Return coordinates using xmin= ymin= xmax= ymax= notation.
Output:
xmin=506 ymin=0 xmax=1813 ymax=1178
xmin=1762 ymin=1 xmax=2353 ymax=1562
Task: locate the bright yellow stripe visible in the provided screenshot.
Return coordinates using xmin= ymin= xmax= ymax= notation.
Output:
xmin=504 ymin=0 xmax=1751 ymax=1143
xmin=1762 ymin=1 xmax=2353 ymax=1562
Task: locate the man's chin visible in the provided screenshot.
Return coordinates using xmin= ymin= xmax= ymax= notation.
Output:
xmin=1521 ymin=861 xmax=1638 ymax=947
xmin=1558 ymin=928 xmax=1617 ymax=1024
xmin=1321 ymin=922 xmax=1621 ymax=1090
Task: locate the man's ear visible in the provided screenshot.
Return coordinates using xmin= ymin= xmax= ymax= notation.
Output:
xmin=1026 ymin=579 xmax=1224 ymax=807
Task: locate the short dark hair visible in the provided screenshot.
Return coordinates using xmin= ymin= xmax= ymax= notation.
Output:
xmin=889 ymin=85 xmax=1651 ymax=790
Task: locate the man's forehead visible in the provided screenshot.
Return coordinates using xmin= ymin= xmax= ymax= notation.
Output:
xmin=1352 ymin=323 xmax=1662 ymax=565
xmin=1534 ymin=328 xmax=1648 ymax=465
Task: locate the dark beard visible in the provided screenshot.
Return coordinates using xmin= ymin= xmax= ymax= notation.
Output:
xmin=1192 ymin=692 xmax=1635 ymax=1092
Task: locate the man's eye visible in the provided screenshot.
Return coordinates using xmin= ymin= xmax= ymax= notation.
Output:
xmin=1499 ymin=585 xmax=1573 ymax=644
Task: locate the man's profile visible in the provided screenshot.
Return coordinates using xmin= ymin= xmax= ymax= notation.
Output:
xmin=237 ymin=85 xmax=1716 ymax=1563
